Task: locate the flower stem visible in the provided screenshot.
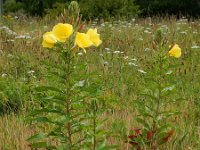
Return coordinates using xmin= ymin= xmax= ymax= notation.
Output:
xmin=65 ymin=51 xmax=73 ymax=148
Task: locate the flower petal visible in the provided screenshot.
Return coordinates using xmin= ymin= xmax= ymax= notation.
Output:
xmin=42 ymin=31 xmax=57 ymax=48
xmin=52 ymin=23 xmax=73 ymax=42
xmin=43 ymin=31 xmax=57 ymax=44
xmin=42 ymin=40 xmax=54 ymax=48
xmin=86 ymin=28 xmax=102 ymax=47
xmin=75 ymin=32 xmax=93 ymax=50
xmin=169 ymin=44 xmax=181 ymax=58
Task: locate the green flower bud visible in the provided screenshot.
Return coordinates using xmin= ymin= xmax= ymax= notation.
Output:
xmin=68 ymin=1 xmax=80 ymax=18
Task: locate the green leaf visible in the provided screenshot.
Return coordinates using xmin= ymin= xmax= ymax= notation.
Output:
xmin=40 ymin=95 xmax=66 ymax=105
xmin=33 ymin=116 xmax=52 ymax=123
xmin=136 ymin=118 xmax=150 ymax=129
xmin=160 ymin=110 xmax=181 ymax=118
xmin=29 ymin=142 xmax=48 ymax=148
xmin=30 ymin=108 xmax=65 ymax=116
xmin=35 ymin=86 xmax=64 ymax=93
xmin=141 ymin=93 xmax=157 ymax=100
xmin=157 ymin=124 xmax=172 ymax=134
xmin=27 ymin=133 xmax=46 ymax=141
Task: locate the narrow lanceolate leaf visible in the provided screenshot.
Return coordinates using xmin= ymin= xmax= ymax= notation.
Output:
xmin=29 ymin=108 xmax=65 ymax=116
xmin=40 ymin=95 xmax=66 ymax=104
xmin=157 ymin=124 xmax=172 ymax=133
xmin=33 ymin=116 xmax=52 ymax=123
xmin=29 ymin=142 xmax=48 ymax=148
xmin=136 ymin=118 xmax=150 ymax=129
xmin=27 ymin=133 xmax=46 ymax=141
xmin=141 ymin=93 xmax=157 ymax=100
xmin=160 ymin=110 xmax=181 ymax=117
xmin=35 ymin=85 xmax=64 ymax=93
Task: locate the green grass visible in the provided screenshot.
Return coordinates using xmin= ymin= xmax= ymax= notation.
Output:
xmin=0 ymin=15 xmax=200 ymax=149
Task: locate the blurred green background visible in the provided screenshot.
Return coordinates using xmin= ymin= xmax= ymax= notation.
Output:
xmin=1 ymin=0 xmax=200 ymax=19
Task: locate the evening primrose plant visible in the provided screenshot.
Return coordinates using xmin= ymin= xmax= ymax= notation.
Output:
xmin=127 ymin=28 xmax=182 ymax=149
xmin=27 ymin=22 xmax=110 ymax=150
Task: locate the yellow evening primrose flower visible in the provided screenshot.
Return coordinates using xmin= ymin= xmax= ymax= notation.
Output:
xmin=52 ymin=23 xmax=73 ymax=42
xmin=42 ymin=31 xmax=57 ymax=48
xmin=75 ymin=32 xmax=93 ymax=53
xmin=169 ymin=44 xmax=181 ymax=58
xmin=86 ymin=28 xmax=102 ymax=47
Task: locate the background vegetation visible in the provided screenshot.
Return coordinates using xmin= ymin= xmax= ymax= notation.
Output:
xmin=2 ymin=0 xmax=200 ymax=19
xmin=1 ymin=14 xmax=200 ymax=149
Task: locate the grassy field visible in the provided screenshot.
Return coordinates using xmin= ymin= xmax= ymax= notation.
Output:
xmin=0 ymin=15 xmax=200 ymax=150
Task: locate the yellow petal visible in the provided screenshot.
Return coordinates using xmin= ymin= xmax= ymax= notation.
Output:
xmin=52 ymin=23 xmax=73 ymax=42
xmin=86 ymin=28 xmax=102 ymax=47
xmin=75 ymin=32 xmax=93 ymax=50
xmin=43 ymin=31 xmax=57 ymax=44
xmin=169 ymin=44 xmax=181 ymax=58
xmin=42 ymin=31 xmax=57 ymax=48
xmin=42 ymin=40 xmax=54 ymax=48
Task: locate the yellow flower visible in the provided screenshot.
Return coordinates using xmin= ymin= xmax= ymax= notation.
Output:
xmin=52 ymin=23 xmax=73 ymax=42
xmin=169 ymin=44 xmax=181 ymax=58
xmin=75 ymin=32 xmax=93 ymax=53
xmin=86 ymin=28 xmax=102 ymax=47
xmin=42 ymin=31 xmax=57 ymax=48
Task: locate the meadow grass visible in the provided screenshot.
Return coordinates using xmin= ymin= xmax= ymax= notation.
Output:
xmin=0 ymin=16 xmax=200 ymax=149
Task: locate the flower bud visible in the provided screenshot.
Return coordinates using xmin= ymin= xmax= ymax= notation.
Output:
xmin=68 ymin=1 xmax=80 ymax=18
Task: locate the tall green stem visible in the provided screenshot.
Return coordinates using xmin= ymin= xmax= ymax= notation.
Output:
xmin=93 ymin=100 xmax=97 ymax=150
xmin=152 ymin=46 xmax=163 ymax=150
xmin=65 ymin=51 xmax=73 ymax=148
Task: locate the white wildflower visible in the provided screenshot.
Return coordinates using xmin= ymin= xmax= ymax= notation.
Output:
xmin=1 ymin=73 xmax=7 ymax=78
xmin=73 ymin=80 xmax=85 ymax=88
xmin=77 ymin=52 xmax=83 ymax=56
xmin=138 ymin=69 xmax=147 ymax=74
xmin=128 ymin=62 xmax=138 ymax=66
xmin=27 ymin=70 xmax=35 ymax=74
xmin=191 ymin=45 xmax=200 ymax=49
xmin=124 ymin=56 xmax=129 ymax=60
xmin=105 ymin=48 xmax=110 ymax=51
xmin=15 ymin=35 xmax=31 ymax=39
xmin=144 ymin=48 xmax=151 ymax=51
xmin=113 ymin=51 xmax=121 ymax=54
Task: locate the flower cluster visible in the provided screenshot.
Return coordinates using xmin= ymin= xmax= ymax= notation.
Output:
xmin=42 ymin=23 xmax=102 ymax=52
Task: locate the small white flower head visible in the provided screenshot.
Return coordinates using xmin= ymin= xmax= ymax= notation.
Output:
xmin=15 ymin=35 xmax=32 ymax=39
xmin=74 ymin=80 xmax=85 ymax=88
xmin=105 ymin=48 xmax=110 ymax=51
xmin=113 ymin=51 xmax=121 ymax=54
xmin=128 ymin=62 xmax=138 ymax=66
xmin=1 ymin=73 xmax=7 ymax=78
xmin=131 ymin=58 xmax=137 ymax=61
xmin=191 ymin=45 xmax=200 ymax=49
xmin=144 ymin=30 xmax=151 ymax=34
xmin=166 ymin=70 xmax=173 ymax=75
xmin=138 ymin=69 xmax=147 ymax=74
xmin=27 ymin=70 xmax=35 ymax=74
xmin=77 ymin=52 xmax=83 ymax=56
xmin=124 ymin=56 xmax=129 ymax=60
xmin=104 ymin=61 xmax=109 ymax=66
xmin=144 ymin=48 xmax=151 ymax=51
xmin=6 ymin=39 xmax=15 ymax=42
